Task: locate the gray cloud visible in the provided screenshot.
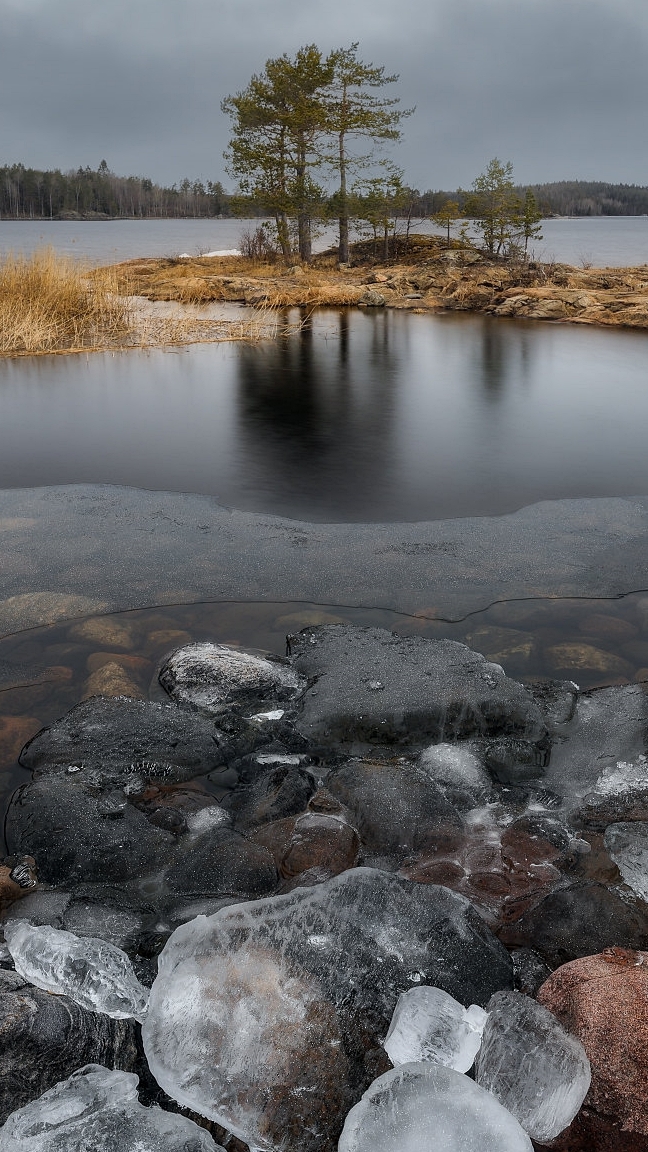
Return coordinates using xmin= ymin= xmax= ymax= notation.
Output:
xmin=1 ymin=0 xmax=647 ymax=189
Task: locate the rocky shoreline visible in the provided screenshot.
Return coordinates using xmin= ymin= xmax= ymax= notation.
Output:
xmin=113 ymin=236 xmax=648 ymax=332
xmin=2 ymin=624 xmax=648 ymax=1148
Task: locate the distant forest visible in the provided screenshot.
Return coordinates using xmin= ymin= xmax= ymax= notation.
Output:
xmin=0 ymin=162 xmax=231 ymax=219
xmin=414 ymin=181 xmax=648 ymax=218
xmin=2 ymin=162 xmax=648 ymax=221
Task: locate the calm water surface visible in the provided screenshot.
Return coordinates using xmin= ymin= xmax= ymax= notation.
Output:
xmin=1 ymin=216 xmax=647 ymax=267
xmin=1 ymin=309 xmax=648 ymax=522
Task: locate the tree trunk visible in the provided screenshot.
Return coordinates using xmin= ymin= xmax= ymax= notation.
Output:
xmin=338 ymin=130 xmax=349 ymax=264
xmin=275 ymin=212 xmax=292 ymax=262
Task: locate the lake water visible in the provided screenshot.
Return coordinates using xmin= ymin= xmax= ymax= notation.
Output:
xmin=1 ymin=216 xmax=648 ymax=267
xmin=1 ymin=309 xmax=648 ymax=523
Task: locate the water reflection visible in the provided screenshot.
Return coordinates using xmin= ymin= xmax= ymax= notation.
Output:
xmin=235 ymin=310 xmax=400 ymax=519
xmin=1 ymin=311 xmax=648 ymax=521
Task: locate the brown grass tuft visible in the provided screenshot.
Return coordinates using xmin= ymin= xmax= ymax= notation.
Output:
xmin=0 ymin=248 xmax=129 ymax=355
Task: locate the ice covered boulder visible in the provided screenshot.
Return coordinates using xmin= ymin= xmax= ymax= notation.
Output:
xmin=292 ymin=625 xmax=547 ymax=746
xmin=475 ymin=990 xmax=591 ymax=1141
xmin=142 ymin=868 xmax=512 ymax=1152
xmin=383 ymin=986 xmax=487 ymax=1072
xmin=4 ymin=921 xmax=149 ymax=1021
xmin=0 ymin=971 xmax=138 ymax=1125
xmin=337 ymin=1062 xmax=533 ymax=1152
xmin=418 ymin=742 xmax=493 ymax=808
xmin=0 ymin=1064 xmax=222 ymax=1151
xmin=159 ymin=641 xmax=305 ymax=712
xmin=499 ymin=880 xmax=648 ymax=967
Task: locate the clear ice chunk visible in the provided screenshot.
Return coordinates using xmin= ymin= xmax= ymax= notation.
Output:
xmin=604 ymin=821 xmax=648 ymax=901
xmin=3 ymin=921 xmax=149 ymax=1021
xmin=475 ymin=990 xmax=591 ymax=1141
xmin=142 ymin=868 xmax=512 ymax=1151
xmin=384 ymin=986 xmax=487 ymax=1072
xmin=338 ymin=1062 xmax=533 ymax=1152
xmin=0 ymin=1064 xmax=222 ymax=1151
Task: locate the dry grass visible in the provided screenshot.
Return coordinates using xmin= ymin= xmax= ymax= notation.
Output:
xmin=0 ymin=248 xmax=129 ymax=355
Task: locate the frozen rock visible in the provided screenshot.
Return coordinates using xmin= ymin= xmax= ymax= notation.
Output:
xmin=19 ymin=696 xmax=260 ymax=781
xmin=159 ymin=641 xmax=305 ymax=712
xmin=580 ymin=755 xmax=648 ymax=826
xmin=327 ymin=758 xmax=465 ymax=860
xmin=142 ymin=868 xmax=512 ymax=1152
xmin=0 ymin=1064 xmax=222 ymax=1151
xmin=60 ymin=903 xmax=143 ymax=951
xmin=476 ymin=990 xmax=591 ymax=1141
xmin=418 ymin=742 xmax=492 ymax=808
xmin=162 ymin=826 xmax=278 ymax=899
xmin=383 ymin=986 xmax=487 ymax=1072
xmin=542 ymin=685 xmax=648 ymax=811
xmin=0 ymin=973 xmax=138 ymax=1124
xmin=4 ymin=921 xmax=149 ymax=1021
xmin=224 ymin=763 xmax=317 ymax=831
xmin=338 ymin=1062 xmax=533 ymax=1152
xmin=604 ymin=822 xmax=648 ymax=901
xmin=293 ymin=626 xmax=548 ymax=746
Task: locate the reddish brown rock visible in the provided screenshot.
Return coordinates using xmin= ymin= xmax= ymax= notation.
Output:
xmin=536 ymin=949 xmax=648 ymax=1148
xmin=0 ymin=715 xmax=42 ymax=769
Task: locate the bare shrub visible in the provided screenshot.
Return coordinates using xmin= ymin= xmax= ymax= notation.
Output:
xmin=238 ymin=225 xmax=278 ymax=263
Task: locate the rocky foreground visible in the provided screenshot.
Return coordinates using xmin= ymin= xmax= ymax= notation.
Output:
xmin=114 ymin=236 xmax=648 ymax=331
xmin=3 ymin=625 xmax=648 ymax=1148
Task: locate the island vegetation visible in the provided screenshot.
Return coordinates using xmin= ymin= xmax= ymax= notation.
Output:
xmin=2 ymin=41 xmax=648 ymax=356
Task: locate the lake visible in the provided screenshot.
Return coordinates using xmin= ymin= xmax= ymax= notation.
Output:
xmin=1 ymin=309 xmax=648 ymax=523
xmin=1 ymin=215 xmax=647 ymax=267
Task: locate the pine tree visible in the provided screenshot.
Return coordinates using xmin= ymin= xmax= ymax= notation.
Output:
xmin=324 ymin=44 xmax=412 ymax=264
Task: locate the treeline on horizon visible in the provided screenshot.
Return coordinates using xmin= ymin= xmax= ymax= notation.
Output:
xmin=2 ymin=162 xmax=648 ymax=221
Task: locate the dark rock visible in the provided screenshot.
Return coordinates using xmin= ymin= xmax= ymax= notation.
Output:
xmin=224 ymin=764 xmax=318 ymax=832
xmin=5 ymin=775 xmax=174 ymax=886
xmin=292 ymin=626 xmax=547 ymax=747
xmin=511 ymin=948 xmax=553 ymax=997
xmin=499 ymin=881 xmax=648 ymax=968
xmin=528 ymin=678 xmax=579 ymax=728
xmin=19 ymin=696 xmax=260 ymax=782
xmin=163 ymin=827 xmax=278 ymax=899
xmin=327 ymin=758 xmax=465 ymax=861
xmin=483 ymin=737 xmax=550 ymax=786
xmin=0 ymin=969 xmax=138 ymax=1124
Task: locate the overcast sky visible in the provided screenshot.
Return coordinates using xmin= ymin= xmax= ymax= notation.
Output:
xmin=1 ymin=0 xmax=647 ymax=191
